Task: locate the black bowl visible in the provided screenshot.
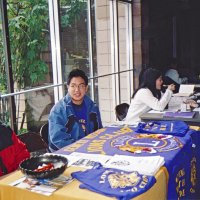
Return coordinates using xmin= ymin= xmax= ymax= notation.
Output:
xmin=20 ymin=154 xmax=68 ymax=179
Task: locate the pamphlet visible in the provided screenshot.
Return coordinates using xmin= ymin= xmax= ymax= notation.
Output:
xmin=9 ymin=175 xmax=73 ymax=196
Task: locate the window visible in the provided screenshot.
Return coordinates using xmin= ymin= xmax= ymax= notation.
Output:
xmin=0 ymin=0 xmax=134 ymax=132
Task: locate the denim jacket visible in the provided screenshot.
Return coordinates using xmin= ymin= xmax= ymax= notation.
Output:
xmin=48 ymin=94 xmax=103 ymax=152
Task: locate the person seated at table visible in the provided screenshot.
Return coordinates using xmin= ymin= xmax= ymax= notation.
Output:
xmin=48 ymin=68 xmax=103 ymax=152
xmin=165 ymin=57 xmax=188 ymax=85
xmin=125 ymin=68 xmax=175 ymax=124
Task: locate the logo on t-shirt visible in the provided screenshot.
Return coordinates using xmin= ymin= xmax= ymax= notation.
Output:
xmin=79 ymin=119 xmax=86 ymax=133
xmin=72 ymin=102 xmax=87 ymax=134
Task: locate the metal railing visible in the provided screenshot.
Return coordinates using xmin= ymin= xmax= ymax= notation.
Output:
xmin=0 ymin=68 xmax=135 ymax=129
xmin=0 ymin=68 xmax=135 ymax=98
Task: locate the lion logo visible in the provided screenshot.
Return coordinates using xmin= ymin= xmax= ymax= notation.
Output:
xmin=108 ymin=171 xmax=140 ymax=188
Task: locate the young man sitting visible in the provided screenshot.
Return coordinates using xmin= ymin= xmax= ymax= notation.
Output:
xmin=48 ymin=69 xmax=103 ymax=152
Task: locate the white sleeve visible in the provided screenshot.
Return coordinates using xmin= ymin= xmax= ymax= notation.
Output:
xmin=138 ymin=89 xmax=173 ymax=111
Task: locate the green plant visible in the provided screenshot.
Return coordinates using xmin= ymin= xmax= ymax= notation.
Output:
xmin=60 ymin=0 xmax=87 ymax=28
xmin=0 ymin=0 xmax=87 ymax=91
xmin=0 ymin=0 xmax=50 ymax=129
xmin=0 ymin=0 xmax=49 ymax=90
xmin=0 ymin=34 xmax=7 ymax=92
xmin=17 ymin=128 xmax=28 ymax=135
xmin=0 ymin=0 xmax=87 ymax=129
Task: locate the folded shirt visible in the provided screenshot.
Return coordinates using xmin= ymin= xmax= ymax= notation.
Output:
xmin=135 ymin=120 xmax=189 ymax=137
xmin=72 ymin=166 xmax=156 ymax=200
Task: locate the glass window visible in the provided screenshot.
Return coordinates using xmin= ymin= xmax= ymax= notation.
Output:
xmin=0 ymin=87 xmax=54 ymax=133
xmin=7 ymin=0 xmax=53 ymax=89
xmin=0 ymin=7 xmax=7 ymax=94
xmin=0 ymin=2 xmax=10 ymax=126
xmin=0 ymin=0 xmax=55 ymax=132
xmin=59 ymin=0 xmax=89 ymax=81
xmin=0 ymin=0 xmax=134 ymax=131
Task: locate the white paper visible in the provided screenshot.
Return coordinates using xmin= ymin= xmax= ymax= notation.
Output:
xmin=179 ymin=84 xmax=195 ymax=93
xmin=104 ymin=154 xmax=165 ymax=176
xmin=173 ymin=84 xmax=194 ymax=97
xmin=44 ymin=153 xmax=80 ymax=166
xmin=193 ymin=107 xmax=200 ymax=112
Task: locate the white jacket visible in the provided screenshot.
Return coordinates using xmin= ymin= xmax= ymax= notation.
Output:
xmin=125 ymin=88 xmax=173 ymax=124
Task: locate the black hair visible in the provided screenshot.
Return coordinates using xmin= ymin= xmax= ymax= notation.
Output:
xmin=67 ymin=69 xmax=88 ymax=85
xmin=115 ymin=103 xmax=130 ymax=121
xmin=132 ymin=68 xmax=162 ymax=99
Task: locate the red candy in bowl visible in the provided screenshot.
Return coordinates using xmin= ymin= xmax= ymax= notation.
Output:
xmin=20 ymin=154 xmax=68 ymax=179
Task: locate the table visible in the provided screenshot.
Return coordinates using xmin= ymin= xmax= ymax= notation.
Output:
xmin=140 ymin=111 xmax=200 ymax=125
xmin=0 ymin=126 xmax=199 ymax=200
xmin=0 ymin=166 xmax=167 ymax=200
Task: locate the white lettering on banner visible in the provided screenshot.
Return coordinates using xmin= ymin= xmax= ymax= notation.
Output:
xmin=133 ymin=141 xmax=160 ymax=147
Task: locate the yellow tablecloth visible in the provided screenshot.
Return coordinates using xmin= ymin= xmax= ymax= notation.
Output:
xmin=0 ymin=166 xmax=168 ymax=200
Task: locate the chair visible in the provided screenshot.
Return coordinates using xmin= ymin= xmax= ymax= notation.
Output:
xmin=18 ymin=132 xmax=49 ymax=155
xmin=39 ymin=123 xmax=49 ymax=145
xmin=115 ymin=103 xmax=130 ymax=121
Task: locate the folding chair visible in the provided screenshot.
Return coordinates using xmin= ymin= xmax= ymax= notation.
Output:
xmin=18 ymin=132 xmax=49 ymax=155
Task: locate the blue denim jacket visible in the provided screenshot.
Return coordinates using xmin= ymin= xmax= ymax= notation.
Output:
xmin=48 ymin=94 xmax=103 ymax=152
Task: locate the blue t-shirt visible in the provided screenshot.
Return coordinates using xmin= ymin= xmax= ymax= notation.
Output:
xmin=72 ymin=166 xmax=156 ymax=200
xmin=135 ymin=120 xmax=189 ymax=137
xmin=72 ymin=102 xmax=87 ymax=134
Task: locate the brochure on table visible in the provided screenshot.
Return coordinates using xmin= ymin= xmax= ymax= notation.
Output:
xmin=9 ymin=175 xmax=73 ymax=196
